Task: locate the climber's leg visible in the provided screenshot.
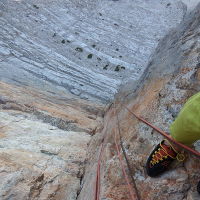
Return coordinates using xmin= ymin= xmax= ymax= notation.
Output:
xmin=146 ymin=92 xmax=200 ymax=177
xmin=170 ymin=92 xmax=200 ymax=146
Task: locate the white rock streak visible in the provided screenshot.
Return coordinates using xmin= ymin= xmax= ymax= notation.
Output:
xmin=0 ymin=0 xmax=186 ymax=103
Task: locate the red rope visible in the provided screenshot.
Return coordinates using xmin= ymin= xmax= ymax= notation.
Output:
xmin=95 ymin=143 xmax=104 ymax=200
xmin=123 ymin=105 xmax=200 ymax=158
xmin=114 ymin=131 xmax=137 ymax=200
xmin=95 ymin=100 xmax=200 ymax=200
xmin=95 ymin=121 xmax=110 ymax=200
xmin=114 ymin=103 xmax=140 ymax=200
xmin=114 ymin=121 xmax=139 ymax=200
xmin=95 ymin=104 xmax=140 ymax=200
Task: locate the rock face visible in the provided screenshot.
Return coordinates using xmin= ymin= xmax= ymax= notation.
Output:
xmin=0 ymin=0 xmax=186 ymax=103
xmin=79 ymin=3 xmax=200 ymax=200
xmin=0 ymin=0 xmax=200 ymax=200
xmin=0 ymin=82 xmax=103 ymax=200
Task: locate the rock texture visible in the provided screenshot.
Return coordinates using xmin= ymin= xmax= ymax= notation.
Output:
xmin=181 ymin=0 xmax=200 ymax=11
xmin=0 ymin=0 xmax=200 ymax=200
xmin=79 ymin=3 xmax=200 ymax=200
xmin=0 ymin=0 xmax=186 ymax=103
xmin=0 ymin=81 xmax=103 ymax=200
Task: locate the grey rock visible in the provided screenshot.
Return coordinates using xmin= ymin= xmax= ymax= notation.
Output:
xmin=0 ymin=0 xmax=200 ymax=200
xmin=0 ymin=0 xmax=187 ymax=103
xmin=79 ymin=2 xmax=200 ymax=200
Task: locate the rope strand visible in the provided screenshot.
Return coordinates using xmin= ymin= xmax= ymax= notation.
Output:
xmin=122 ymin=104 xmax=200 ymax=158
xmin=114 ymin=103 xmax=140 ymax=200
xmin=95 ymin=99 xmax=200 ymax=200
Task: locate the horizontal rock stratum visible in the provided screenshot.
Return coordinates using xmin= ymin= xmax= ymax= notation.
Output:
xmin=1 ymin=0 xmax=200 ymax=200
xmin=80 ymin=3 xmax=200 ymax=200
xmin=0 ymin=0 xmax=186 ymax=103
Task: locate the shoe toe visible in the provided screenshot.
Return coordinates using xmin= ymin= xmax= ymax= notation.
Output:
xmin=197 ymin=181 xmax=200 ymax=194
xmin=146 ymin=160 xmax=160 ymax=177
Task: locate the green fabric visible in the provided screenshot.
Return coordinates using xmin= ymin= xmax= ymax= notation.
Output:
xmin=170 ymin=92 xmax=200 ymax=146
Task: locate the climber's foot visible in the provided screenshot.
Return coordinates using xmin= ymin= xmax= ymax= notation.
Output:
xmin=146 ymin=140 xmax=184 ymax=177
xmin=197 ymin=180 xmax=200 ymax=194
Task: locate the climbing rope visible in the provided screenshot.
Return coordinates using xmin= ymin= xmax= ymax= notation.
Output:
xmin=95 ymin=103 xmax=140 ymax=200
xmin=95 ymin=143 xmax=103 ymax=200
xmin=95 ymin=99 xmax=200 ymax=200
xmin=114 ymin=103 xmax=140 ymax=200
xmin=122 ymin=104 xmax=200 ymax=158
xmin=95 ymin=119 xmax=111 ymax=200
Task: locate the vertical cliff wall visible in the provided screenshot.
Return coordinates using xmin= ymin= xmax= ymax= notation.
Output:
xmin=0 ymin=0 xmax=186 ymax=103
xmin=0 ymin=0 xmax=185 ymax=198
xmin=79 ymin=4 xmax=200 ymax=200
xmin=0 ymin=82 xmax=105 ymax=200
xmin=0 ymin=0 xmax=200 ymax=200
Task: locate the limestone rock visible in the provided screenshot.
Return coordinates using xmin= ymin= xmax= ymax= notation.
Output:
xmin=0 ymin=82 xmax=103 ymax=200
xmin=0 ymin=0 xmax=186 ymax=103
xmin=80 ymin=3 xmax=200 ymax=200
xmin=0 ymin=0 xmax=200 ymax=200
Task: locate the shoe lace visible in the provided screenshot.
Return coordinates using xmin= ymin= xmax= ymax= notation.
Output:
xmin=150 ymin=146 xmax=172 ymax=166
xmin=150 ymin=140 xmax=185 ymax=166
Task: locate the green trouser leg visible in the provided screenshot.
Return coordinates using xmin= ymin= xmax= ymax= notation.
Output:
xmin=170 ymin=92 xmax=200 ymax=146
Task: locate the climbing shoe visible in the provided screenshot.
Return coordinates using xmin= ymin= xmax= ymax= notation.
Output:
xmin=197 ymin=180 xmax=200 ymax=194
xmin=146 ymin=140 xmax=185 ymax=177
